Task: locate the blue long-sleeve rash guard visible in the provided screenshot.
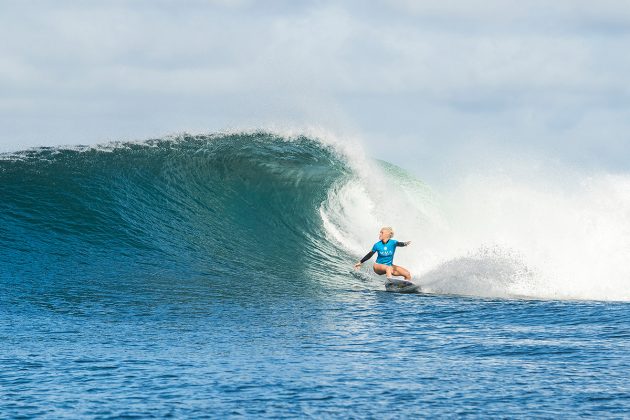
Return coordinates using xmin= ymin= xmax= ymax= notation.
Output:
xmin=359 ymin=239 xmax=409 ymax=266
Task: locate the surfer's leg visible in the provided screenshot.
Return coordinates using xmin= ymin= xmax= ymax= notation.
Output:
xmin=373 ymin=264 xmax=387 ymax=276
xmin=392 ymin=265 xmax=411 ymax=280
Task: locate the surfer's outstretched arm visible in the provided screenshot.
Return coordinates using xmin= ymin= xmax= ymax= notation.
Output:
xmin=354 ymin=251 xmax=375 ymax=269
xmin=397 ymin=241 xmax=411 ymax=247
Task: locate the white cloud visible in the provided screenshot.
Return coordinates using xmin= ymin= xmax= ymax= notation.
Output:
xmin=1 ymin=0 xmax=629 ymax=170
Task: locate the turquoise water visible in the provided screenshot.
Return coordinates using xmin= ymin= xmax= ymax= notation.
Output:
xmin=1 ymin=133 xmax=629 ymax=417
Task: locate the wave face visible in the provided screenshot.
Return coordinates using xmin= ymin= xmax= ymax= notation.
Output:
xmin=0 ymin=133 xmax=353 ymax=298
xmin=2 ymin=131 xmax=629 ymax=302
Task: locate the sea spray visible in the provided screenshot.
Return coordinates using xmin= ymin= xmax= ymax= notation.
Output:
xmin=323 ymin=156 xmax=630 ymax=301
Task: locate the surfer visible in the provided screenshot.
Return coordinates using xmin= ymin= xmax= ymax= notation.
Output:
xmin=354 ymin=227 xmax=412 ymax=280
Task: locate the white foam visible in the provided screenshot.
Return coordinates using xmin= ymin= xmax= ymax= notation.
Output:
xmin=321 ymin=152 xmax=630 ymax=302
xmin=437 ymin=171 xmax=630 ymax=301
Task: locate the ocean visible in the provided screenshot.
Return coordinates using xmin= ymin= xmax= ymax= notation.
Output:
xmin=1 ymin=132 xmax=629 ymax=418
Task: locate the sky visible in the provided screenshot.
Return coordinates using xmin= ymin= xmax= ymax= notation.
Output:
xmin=2 ymin=0 xmax=630 ymax=175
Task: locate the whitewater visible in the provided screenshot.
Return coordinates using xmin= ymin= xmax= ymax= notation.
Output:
xmin=1 ymin=131 xmax=629 ymax=417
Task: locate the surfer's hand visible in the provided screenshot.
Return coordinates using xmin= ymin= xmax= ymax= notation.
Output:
xmin=354 ymin=262 xmax=362 ymax=270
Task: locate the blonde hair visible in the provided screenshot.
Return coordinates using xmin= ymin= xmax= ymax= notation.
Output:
xmin=381 ymin=226 xmax=394 ymax=238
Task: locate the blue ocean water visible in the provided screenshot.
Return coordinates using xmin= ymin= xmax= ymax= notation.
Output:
xmin=1 ymin=133 xmax=629 ymax=418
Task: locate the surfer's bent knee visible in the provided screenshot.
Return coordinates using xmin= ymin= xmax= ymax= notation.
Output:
xmin=392 ymin=264 xmax=411 ymax=280
xmin=373 ymin=263 xmax=388 ymax=275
